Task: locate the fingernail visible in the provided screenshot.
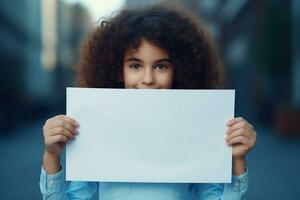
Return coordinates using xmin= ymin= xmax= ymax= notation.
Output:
xmin=72 ymin=129 xmax=77 ymax=135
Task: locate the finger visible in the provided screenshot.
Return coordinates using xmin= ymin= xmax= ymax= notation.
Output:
xmin=226 ymin=120 xmax=251 ymax=134
xmin=227 ymin=135 xmax=250 ymax=146
xmin=227 ymin=117 xmax=254 ymax=129
xmin=226 ymin=128 xmax=250 ymax=142
xmin=48 ymin=118 xmax=77 ymax=134
xmin=227 ymin=117 xmax=254 ymax=128
xmin=56 ymin=115 xmax=78 ymax=127
xmin=47 ymin=127 xmax=75 ymax=139
xmin=226 ymin=117 xmax=244 ymax=126
xmin=47 ymin=135 xmax=69 ymax=145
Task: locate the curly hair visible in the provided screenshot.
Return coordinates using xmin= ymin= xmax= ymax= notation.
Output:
xmin=76 ymin=4 xmax=225 ymax=89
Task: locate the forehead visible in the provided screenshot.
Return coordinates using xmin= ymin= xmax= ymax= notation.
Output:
xmin=124 ymin=39 xmax=169 ymax=59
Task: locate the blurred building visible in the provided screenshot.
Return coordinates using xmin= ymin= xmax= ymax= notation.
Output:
xmin=0 ymin=0 xmax=43 ymax=130
xmin=0 ymin=0 xmax=92 ymax=131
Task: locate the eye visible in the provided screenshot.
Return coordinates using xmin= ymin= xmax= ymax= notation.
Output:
xmin=129 ymin=63 xmax=142 ymax=71
xmin=155 ymin=64 xmax=169 ymax=71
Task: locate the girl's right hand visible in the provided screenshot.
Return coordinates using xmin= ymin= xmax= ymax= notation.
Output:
xmin=43 ymin=115 xmax=78 ymax=158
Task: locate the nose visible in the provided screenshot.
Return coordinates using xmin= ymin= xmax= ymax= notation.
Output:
xmin=142 ymin=68 xmax=155 ymax=85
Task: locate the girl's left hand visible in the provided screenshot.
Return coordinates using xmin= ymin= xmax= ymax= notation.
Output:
xmin=225 ymin=117 xmax=257 ymax=160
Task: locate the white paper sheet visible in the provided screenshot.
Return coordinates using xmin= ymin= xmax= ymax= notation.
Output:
xmin=66 ymin=88 xmax=234 ymax=183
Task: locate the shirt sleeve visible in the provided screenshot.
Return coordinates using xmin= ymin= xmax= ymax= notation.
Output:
xmin=222 ymin=170 xmax=248 ymax=200
xmin=192 ymin=170 xmax=248 ymax=200
xmin=39 ymin=166 xmax=98 ymax=200
xmin=39 ymin=166 xmax=67 ymax=200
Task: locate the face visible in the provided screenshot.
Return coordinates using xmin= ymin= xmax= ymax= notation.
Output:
xmin=123 ymin=39 xmax=174 ymax=89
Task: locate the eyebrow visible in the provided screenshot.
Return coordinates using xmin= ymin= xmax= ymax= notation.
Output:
xmin=125 ymin=57 xmax=172 ymax=63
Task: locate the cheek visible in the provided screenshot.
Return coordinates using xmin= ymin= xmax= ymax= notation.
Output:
xmin=123 ymin=69 xmax=139 ymax=88
xmin=158 ymin=72 xmax=173 ymax=88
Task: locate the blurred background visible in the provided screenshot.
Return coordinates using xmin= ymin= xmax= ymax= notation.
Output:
xmin=0 ymin=0 xmax=299 ymax=199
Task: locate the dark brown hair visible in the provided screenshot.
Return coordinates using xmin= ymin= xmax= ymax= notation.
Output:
xmin=77 ymin=4 xmax=224 ymax=89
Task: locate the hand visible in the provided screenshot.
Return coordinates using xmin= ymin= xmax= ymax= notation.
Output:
xmin=225 ymin=117 xmax=257 ymax=160
xmin=43 ymin=115 xmax=78 ymax=158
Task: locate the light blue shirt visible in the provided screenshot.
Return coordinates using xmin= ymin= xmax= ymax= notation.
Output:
xmin=39 ymin=167 xmax=248 ymax=200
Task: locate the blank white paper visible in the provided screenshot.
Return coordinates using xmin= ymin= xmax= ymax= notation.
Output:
xmin=66 ymin=88 xmax=234 ymax=183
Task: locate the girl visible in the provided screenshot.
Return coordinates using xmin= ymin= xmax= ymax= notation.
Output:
xmin=40 ymin=4 xmax=256 ymax=200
